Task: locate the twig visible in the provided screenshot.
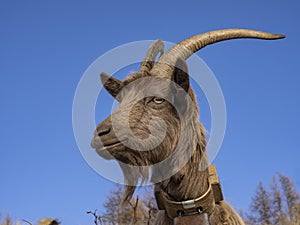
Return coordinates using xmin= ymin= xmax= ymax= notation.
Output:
xmin=22 ymin=219 xmax=33 ymax=225
xmin=87 ymin=210 xmax=103 ymax=225
xmin=128 ymin=196 xmax=139 ymax=225
xmin=147 ymin=208 xmax=153 ymax=225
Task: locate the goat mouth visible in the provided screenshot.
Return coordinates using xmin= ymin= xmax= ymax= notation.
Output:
xmin=95 ymin=138 xmax=128 ymax=152
xmin=103 ymin=140 xmax=123 ymax=149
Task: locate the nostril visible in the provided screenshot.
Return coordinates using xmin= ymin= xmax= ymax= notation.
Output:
xmin=97 ymin=127 xmax=111 ymax=136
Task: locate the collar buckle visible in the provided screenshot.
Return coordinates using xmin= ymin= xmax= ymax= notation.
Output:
xmin=182 ymin=199 xmax=196 ymax=209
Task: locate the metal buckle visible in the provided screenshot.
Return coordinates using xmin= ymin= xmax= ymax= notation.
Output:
xmin=181 ymin=199 xmax=196 ymax=209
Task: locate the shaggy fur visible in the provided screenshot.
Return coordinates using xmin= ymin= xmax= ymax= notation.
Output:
xmin=38 ymin=218 xmax=60 ymax=225
xmin=92 ymin=69 xmax=245 ymax=224
xmin=92 ymin=29 xmax=284 ymax=224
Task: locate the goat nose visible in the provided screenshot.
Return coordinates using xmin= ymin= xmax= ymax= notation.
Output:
xmin=97 ymin=127 xmax=111 ymax=136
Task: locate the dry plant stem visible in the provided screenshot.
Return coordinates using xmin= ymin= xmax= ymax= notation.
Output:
xmin=129 ymin=196 xmax=139 ymax=225
xmin=87 ymin=210 xmax=103 ymax=225
xmin=22 ymin=219 xmax=33 ymax=225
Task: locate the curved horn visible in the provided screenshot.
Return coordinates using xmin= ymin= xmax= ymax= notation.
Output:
xmin=151 ymin=29 xmax=285 ymax=77
xmin=140 ymin=40 xmax=164 ymax=74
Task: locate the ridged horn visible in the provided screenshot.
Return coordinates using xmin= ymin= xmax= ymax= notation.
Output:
xmin=140 ymin=40 xmax=164 ymax=74
xmin=150 ymin=29 xmax=285 ymax=77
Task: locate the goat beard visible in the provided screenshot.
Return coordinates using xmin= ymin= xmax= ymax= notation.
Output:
xmin=113 ymin=137 xmax=179 ymax=202
xmin=115 ymin=130 xmax=199 ymax=203
xmin=110 ymin=108 xmax=203 ymax=204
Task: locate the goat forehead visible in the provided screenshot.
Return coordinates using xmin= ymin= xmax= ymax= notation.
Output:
xmin=122 ymin=76 xmax=171 ymax=98
xmin=123 ymin=72 xmax=146 ymax=85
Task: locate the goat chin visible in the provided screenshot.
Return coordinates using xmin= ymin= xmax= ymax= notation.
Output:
xmin=95 ymin=147 xmax=115 ymax=160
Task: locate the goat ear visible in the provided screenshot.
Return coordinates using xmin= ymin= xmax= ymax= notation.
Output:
xmin=172 ymin=58 xmax=190 ymax=92
xmin=100 ymin=72 xmax=124 ymax=99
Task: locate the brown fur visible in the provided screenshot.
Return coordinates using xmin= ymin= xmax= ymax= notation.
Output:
xmin=92 ymin=29 xmax=284 ymax=224
xmin=38 ymin=218 xmax=60 ymax=225
xmin=92 ymin=67 xmax=245 ymax=224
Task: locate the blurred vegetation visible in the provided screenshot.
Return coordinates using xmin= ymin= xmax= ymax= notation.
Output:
xmin=87 ymin=184 xmax=158 ymax=225
xmin=1 ymin=174 xmax=299 ymax=225
xmin=242 ymin=174 xmax=300 ymax=225
xmin=0 ymin=214 xmax=15 ymax=225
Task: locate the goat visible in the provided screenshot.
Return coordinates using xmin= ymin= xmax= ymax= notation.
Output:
xmin=91 ymin=29 xmax=284 ymax=224
xmin=38 ymin=218 xmax=60 ymax=225
xmin=22 ymin=218 xmax=60 ymax=225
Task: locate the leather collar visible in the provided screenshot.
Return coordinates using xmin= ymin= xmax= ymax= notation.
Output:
xmin=155 ymin=164 xmax=223 ymax=219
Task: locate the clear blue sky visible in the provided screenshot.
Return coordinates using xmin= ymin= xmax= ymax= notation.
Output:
xmin=1 ymin=1 xmax=299 ymax=224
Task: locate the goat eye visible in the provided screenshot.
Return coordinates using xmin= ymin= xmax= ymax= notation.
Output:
xmin=153 ymin=97 xmax=164 ymax=104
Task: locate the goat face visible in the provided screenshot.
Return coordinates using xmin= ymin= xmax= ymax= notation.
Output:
xmin=91 ymin=58 xmax=197 ymax=167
